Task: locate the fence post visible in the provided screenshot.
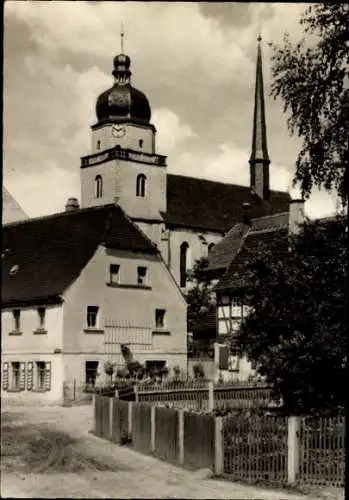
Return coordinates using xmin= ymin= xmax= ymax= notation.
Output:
xmin=178 ymin=409 xmax=184 ymax=465
xmin=208 ymin=381 xmax=214 ymax=411
xmin=287 ymin=416 xmax=300 ymax=484
xmin=128 ymin=401 xmax=133 ymax=435
xmin=109 ymin=397 xmax=114 ymax=440
xmin=214 ymin=416 xmax=224 ymax=476
xmin=134 ymin=384 xmax=139 ymax=403
xmin=151 ymin=405 xmax=156 ymax=453
xmin=92 ymin=393 xmax=96 ymax=432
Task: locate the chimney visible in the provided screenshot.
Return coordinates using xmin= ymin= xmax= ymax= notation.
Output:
xmin=242 ymin=202 xmax=251 ymax=226
xmin=288 ymin=199 xmax=305 ymax=235
xmin=65 ymin=197 xmax=80 ymax=212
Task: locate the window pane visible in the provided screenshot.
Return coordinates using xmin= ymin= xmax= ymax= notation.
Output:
xmin=155 ymin=309 xmax=165 ymax=328
xmin=87 ymin=306 xmax=99 ymax=327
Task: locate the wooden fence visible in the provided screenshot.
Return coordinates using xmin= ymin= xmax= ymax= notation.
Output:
xmin=93 ymin=395 xmax=344 ymax=490
xmin=298 ymin=415 xmax=345 ymax=488
xmin=136 ymin=380 xmax=278 ymax=411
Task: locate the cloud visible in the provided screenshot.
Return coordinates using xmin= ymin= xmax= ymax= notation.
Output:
xmin=3 ymin=2 xmax=337 ymax=223
xmin=4 ymin=164 xmax=80 ymax=218
xmin=153 ymin=108 xmax=197 ymax=154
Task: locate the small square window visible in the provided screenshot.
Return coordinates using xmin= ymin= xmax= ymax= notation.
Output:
xmin=155 ymin=309 xmax=166 ymax=329
xmin=87 ymin=306 xmax=99 ymax=328
xmin=137 ymin=266 xmax=147 ymax=285
xmin=37 ymin=307 xmax=46 ymax=329
xmin=109 ymin=264 xmax=120 ymax=284
xmin=12 ymin=310 xmax=21 ymax=332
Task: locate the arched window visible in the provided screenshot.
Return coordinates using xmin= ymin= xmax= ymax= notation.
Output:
xmin=95 ymin=175 xmax=103 ymax=198
xmin=180 ymin=242 xmax=190 ymax=288
xmin=136 ymin=174 xmax=147 ymax=197
xmin=96 ymin=140 xmax=101 ymax=150
xmin=208 ymin=243 xmax=215 ymax=252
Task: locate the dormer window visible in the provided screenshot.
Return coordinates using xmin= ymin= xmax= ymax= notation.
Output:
xmin=136 ymin=174 xmax=147 ymax=198
xmin=95 ymin=175 xmax=103 ymax=198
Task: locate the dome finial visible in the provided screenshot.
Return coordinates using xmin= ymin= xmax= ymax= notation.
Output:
xmin=120 ymin=22 xmax=125 ymax=53
xmin=257 ymin=33 xmax=262 ymax=43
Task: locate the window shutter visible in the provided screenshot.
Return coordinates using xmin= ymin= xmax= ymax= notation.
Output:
xmin=2 ymin=363 xmax=9 ymax=390
xmin=19 ymin=362 xmax=26 ymax=390
xmin=44 ymin=362 xmax=51 ymax=391
xmin=219 ymin=345 xmax=229 ymax=370
xmin=27 ymin=362 xmax=33 ymax=391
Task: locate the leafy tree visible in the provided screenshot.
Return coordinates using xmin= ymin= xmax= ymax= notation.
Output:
xmin=185 ymin=257 xmax=216 ymax=333
xmin=270 ymin=4 xmax=349 ymax=204
xmin=236 ymin=216 xmax=347 ymax=414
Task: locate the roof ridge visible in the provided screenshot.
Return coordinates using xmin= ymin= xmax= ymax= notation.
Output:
xmin=2 ymin=203 xmax=116 ymax=228
xmin=168 ymin=173 xmax=289 ymax=195
xmin=249 ymin=225 xmax=288 ymax=235
xmin=117 ymin=205 xmax=159 ymax=253
xmin=251 ymin=211 xmax=289 ymax=222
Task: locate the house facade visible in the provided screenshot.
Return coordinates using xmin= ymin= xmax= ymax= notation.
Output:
xmin=212 ymin=199 xmax=306 ymax=381
xmin=2 ymin=204 xmax=187 ymax=404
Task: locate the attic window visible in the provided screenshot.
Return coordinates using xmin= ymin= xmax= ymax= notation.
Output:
xmin=9 ymin=264 xmax=19 ymax=276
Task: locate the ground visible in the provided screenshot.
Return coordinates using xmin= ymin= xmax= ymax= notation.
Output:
xmin=1 ymin=404 xmax=344 ymax=499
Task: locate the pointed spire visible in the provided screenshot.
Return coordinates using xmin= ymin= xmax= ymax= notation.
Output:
xmin=249 ymin=34 xmax=270 ymax=200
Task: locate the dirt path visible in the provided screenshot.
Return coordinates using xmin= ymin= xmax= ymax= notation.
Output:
xmin=1 ymin=404 xmax=343 ymax=499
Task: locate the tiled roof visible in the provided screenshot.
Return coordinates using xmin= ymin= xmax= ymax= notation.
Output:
xmin=207 ymin=212 xmax=289 ymax=273
xmin=164 ymin=174 xmax=291 ymax=232
xmin=2 ymin=204 xmax=157 ymax=307
xmin=215 ymin=227 xmax=289 ymax=292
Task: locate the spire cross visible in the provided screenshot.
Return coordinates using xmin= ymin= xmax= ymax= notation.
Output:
xmin=120 ymin=23 xmax=124 ymax=53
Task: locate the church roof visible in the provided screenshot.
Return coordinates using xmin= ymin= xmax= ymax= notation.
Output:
xmin=2 ymin=204 xmax=157 ymax=307
xmin=2 ymin=187 xmax=28 ymax=224
xmin=164 ymin=174 xmax=291 ymax=233
xmin=214 ymin=214 xmax=289 ymax=292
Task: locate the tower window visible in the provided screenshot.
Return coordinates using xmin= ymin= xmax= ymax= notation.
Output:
xmin=95 ymin=175 xmax=103 ymax=198
xmin=96 ymin=140 xmax=101 ymax=150
xmin=180 ymin=242 xmax=190 ymax=288
xmin=139 ymin=139 xmax=143 ymax=148
xmin=136 ymin=174 xmax=147 ymax=198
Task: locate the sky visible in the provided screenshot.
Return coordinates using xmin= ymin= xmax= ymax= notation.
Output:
xmin=3 ymin=1 xmax=341 ymax=219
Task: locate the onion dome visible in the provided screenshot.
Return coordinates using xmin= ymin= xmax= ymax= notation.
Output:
xmin=96 ymin=53 xmax=151 ymax=124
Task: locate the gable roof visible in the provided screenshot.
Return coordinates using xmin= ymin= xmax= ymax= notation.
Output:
xmin=164 ymin=174 xmax=291 ymax=233
xmin=2 ymin=187 xmax=28 ymax=224
xmin=214 ymin=213 xmax=289 ymax=292
xmin=207 ymin=211 xmax=289 ymax=273
xmin=2 ymin=204 xmax=157 ymax=307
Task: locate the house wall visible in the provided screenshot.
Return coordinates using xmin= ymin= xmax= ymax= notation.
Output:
xmin=1 ymin=305 xmax=64 ymax=404
xmin=62 ymin=246 xmax=187 ymax=383
xmin=164 ymin=227 xmax=223 ymax=288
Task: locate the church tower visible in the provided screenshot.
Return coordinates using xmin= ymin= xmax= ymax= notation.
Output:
xmin=80 ymin=30 xmax=167 ymax=222
xmin=249 ymin=35 xmax=270 ymax=200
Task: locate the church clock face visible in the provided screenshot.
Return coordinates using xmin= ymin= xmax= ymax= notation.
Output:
xmin=112 ymin=124 xmax=126 ymax=138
